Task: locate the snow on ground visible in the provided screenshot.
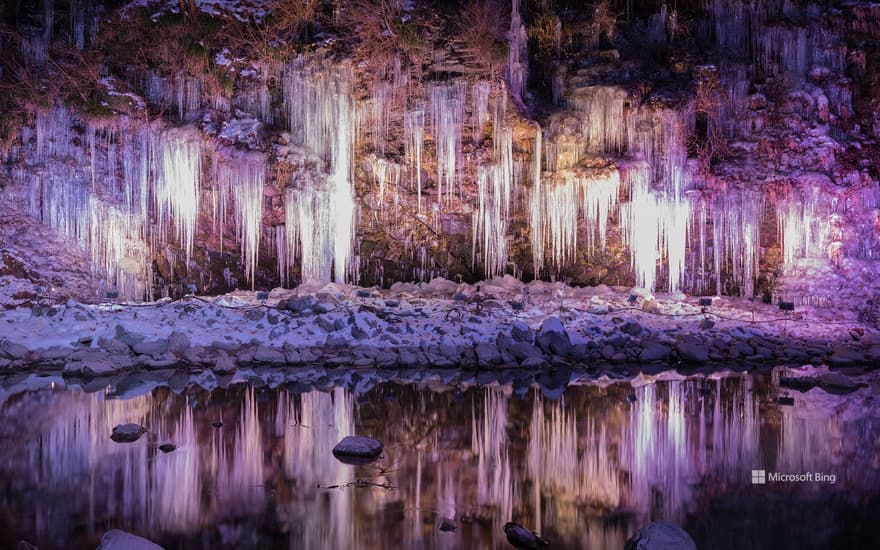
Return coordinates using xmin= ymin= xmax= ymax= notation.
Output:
xmin=0 ymin=273 xmax=878 ymax=375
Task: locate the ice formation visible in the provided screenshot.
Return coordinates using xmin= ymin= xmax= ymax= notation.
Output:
xmin=281 ymin=55 xmax=357 ymax=284
xmin=429 ymin=82 xmax=466 ymax=209
xmin=213 ymin=150 xmax=265 ymax=287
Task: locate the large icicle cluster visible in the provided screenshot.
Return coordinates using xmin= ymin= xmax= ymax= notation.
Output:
xmin=281 ymin=54 xmax=358 ymax=284
xmin=213 ymin=150 xmax=265 ymax=288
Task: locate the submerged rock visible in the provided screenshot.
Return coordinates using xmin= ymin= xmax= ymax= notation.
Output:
xmin=96 ymin=529 xmax=164 ymax=550
xmin=110 ymin=423 xmax=147 ymax=443
xmin=503 ymin=522 xmax=549 ymax=549
xmin=625 ymin=521 xmax=697 ymax=550
xmin=332 ymin=435 xmax=383 ymax=464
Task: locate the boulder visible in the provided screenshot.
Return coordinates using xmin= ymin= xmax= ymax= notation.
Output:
xmin=640 ymin=341 xmax=672 ymax=362
xmin=0 ymin=341 xmax=29 ymax=360
xmin=167 ymin=332 xmax=191 ymax=355
xmin=97 ymin=529 xmax=164 ymax=550
xmin=676 ymin=341 xmax=709 ymax=363
xmin=535 ymin=317 xmax=572 ymax=356
xmin=332 ymin=436 xmax=383 ymax=464
xmin=100 ymin=338 xmax=131 ymax=355
xmin=132 ymin=339 xmax=169 ymax=356
xmin=621 ymin=321 xmax=643 ymax=337
xmin=625 ymin=521 xmax=697 ymax=550
xmin=253 ymin=346 xmax=286 ymax=364
xmin=110 ymin=423 xmax=147 ymax=443
xmin=281 ymin=296 xmax=316 ymax=314
xmin=511 ymin=322 xmax=533 ymax=343
xmin=214 ymin=355 xmax=237 ymax=374
xmin=475 ymin=343 xmax=501 ymax=365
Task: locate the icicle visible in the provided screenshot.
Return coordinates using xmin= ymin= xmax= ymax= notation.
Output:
xmin=776 ymin=185 xmax=829 ymax=268
xmin=156 ymin=127 xmax=201 ymax=267
xmin=88 ymin=197 xmax=151 ymax=301
xmin=530 ymin=125 xmax=544 ymax=274
xmin=214 ymin=150 xmax=265 ymax=288
xmin=571 ymin=86 xmax=627 ymax=154
xmin=534 ymin=169 xmax=620 ymax=271
xmin=281 ymin=54 xmax=358 ymax=284
xmin=429 ymin=82 xmax=466 ymax=209
xmin=404 ymin=109 xmax=425 ymax=213
xmin=620 ymin=163 xmax=691 ymax=292
xmin=472 ymin=128 xmax=514 ymax=276
xmin=710 ymin=191 xmax=764 ymax=296
xmin=471 ymin=81 xmax=491 ymax=145
xmin=370 ymin=81 xmax=393 ymax=156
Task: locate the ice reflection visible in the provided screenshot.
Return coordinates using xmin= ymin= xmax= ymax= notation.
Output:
xmin=0 ymin=372 xmax=877 ymax=549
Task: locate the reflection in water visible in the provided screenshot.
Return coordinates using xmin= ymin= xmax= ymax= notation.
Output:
xmin=0 ymin=371 xmax=877 ymax=549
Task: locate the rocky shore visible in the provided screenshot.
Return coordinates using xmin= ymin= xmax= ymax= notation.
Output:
xmin=1 ymin=276 xmax=878 ymax=376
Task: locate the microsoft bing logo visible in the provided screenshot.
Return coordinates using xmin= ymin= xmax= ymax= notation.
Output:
xmin=751 ymin=469 xmax=766 ymax=484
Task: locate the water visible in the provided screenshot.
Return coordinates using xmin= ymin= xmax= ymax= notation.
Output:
xmin=0 ymin=368 xmax=877 ymax=549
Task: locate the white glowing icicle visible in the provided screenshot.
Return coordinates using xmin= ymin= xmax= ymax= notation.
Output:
xmin=471 ymin=81 xmax=491 ymax=145
xmin=620 ymin=163 xmax=691 ymax=292
xmin=214 ymin=150 xmax=265 ymax=288
xmin=429 ymin=82 xmax=466 ymax=209
xmin=370 ymin=81 xmax=393 ymax=156
xmin=530 ymin=125 xmax=544 ymax=274
xmin=709 ymin=191 xmax=764 ymax=296
xmin=776 ymin=185 xmax=829 ymax=267
xmin=330 ymin=91 xmax=356 ymax=283
xmin=281 ymin=54 xmax=358 ymax=284
xmin=529 ymin=164 xmax=620 ymax=274
xmin=472 ymin=128 xmax=514 ymax=276
xmin=404 ymin=109 xmax=425 ymax=213
xmin=156 ymin=127 xmax=201 ymax=266
xmin=571 ymin=86 xmax=627 ymax=154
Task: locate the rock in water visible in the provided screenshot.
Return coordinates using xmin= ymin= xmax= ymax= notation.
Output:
xmin=110 ymin=423 xmax=146 ymax=443
xmin=158 ymin=443 xmax=176 ymax=453
xmin=625 ymin=521 xmax=697 ymax=550
xmin=97 ymin=529 xmax=164 ymax=550
xmin=332 ymin=436 xmax=383 ymax=464
xmin=438 ymin=517 xmax=457 ymax=532
xmin=503 ymin=522 xmax=549 ymax=549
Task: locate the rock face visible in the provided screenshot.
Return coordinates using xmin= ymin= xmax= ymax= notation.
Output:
xmin=625 ymin=521 xmax=697 ymax=550
xmin=332 ymin=436 xmax=383 ymax=464
xmin=110 ymin=423 xmax=147 ymax=443
xmin=96 ymin=529 xmax=164 ymax=550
